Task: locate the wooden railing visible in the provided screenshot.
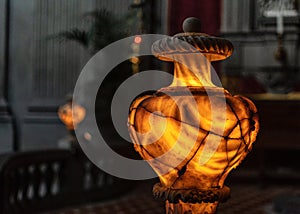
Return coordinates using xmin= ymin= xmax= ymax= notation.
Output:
xmin=0 ymin=149 xmax=134 ymax=214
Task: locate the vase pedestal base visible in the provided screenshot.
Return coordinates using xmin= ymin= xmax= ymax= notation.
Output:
xmin=166 ymin=201 xmax=218 ymax=214
xmin=153 ymin=183 xmax=230 ymax=214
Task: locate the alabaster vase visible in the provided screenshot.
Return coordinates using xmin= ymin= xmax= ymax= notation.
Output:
xmin=128 ymin=18 xmax=259 ymax=214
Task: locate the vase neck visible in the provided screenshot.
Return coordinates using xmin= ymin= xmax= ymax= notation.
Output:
xmin=170 ymin=54 xmax=215 ymax=87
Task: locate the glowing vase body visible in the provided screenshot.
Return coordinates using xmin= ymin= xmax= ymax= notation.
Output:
xmin=128 ymin=30 xmax=259 ymax=213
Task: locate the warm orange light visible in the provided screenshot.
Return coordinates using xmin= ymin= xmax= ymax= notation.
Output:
xmin=134 ymin=35 xmax=142 ymax=44
xmin=128 ymin=18 xmax=259 ymax=214
xmin=58 ymin=100 xmax=86 ymax=130
xmin=130 ymin=56 xmax=140 ymax=64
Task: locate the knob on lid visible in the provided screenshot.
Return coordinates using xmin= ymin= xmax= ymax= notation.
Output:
xmin=182 ymin=17 xmax=202 ymax=33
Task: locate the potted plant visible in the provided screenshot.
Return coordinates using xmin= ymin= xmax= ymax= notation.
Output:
xmin=51 ymin=9 xmax=137 ymax=150
xmin=49 ymin=9 xmax=134 ymax=54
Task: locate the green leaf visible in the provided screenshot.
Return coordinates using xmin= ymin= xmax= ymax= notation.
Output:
xmin=48 ymin=28 xmax=89 ymax=48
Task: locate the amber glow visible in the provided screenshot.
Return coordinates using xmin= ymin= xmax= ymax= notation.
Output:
xmin=134 ymin=35 xmax=142 ymax=44
xmin=128 ymin=57 xmax=259 ymax=213
xmin=130 ymin=56 xmax=140 ymax=64
xmin=58 ymin=101 xmax=86 ymax=130
xmin=128 ymin=25 xmax=259 ymax=214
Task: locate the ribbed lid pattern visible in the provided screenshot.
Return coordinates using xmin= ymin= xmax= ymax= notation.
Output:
xmin=152 ymin=33 xmax=233 ymax=62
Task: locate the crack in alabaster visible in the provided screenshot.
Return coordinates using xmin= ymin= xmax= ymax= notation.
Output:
xmin=128 ymin=17 xmax=259 ymax=213
xmin=130 ymin=105 xmax=255 ymax=140
xmin=128 ymin=87 xmax=259 ymax=189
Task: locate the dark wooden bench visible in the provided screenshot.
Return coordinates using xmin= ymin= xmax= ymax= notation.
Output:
xmin=0 ymin=149 xmax=134 ymax=214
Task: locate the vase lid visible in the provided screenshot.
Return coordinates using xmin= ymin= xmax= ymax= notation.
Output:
xmin=152 ymin=17 xmax=233 ymax=62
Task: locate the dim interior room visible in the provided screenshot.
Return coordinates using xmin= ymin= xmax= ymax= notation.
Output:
xmin=0 ymin=0 xmax=299 ymax=213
